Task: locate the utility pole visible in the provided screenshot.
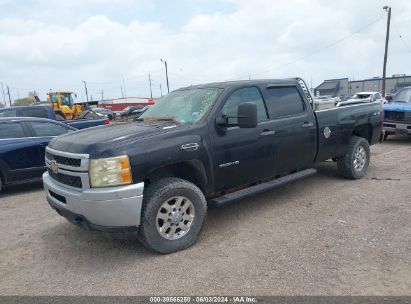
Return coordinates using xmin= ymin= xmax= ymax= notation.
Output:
xmin=382 ymin=6 xmax=391 ymax=97
xmin=120 ymin=86 xmax=124 ymax=98
xmin=122 ymin=76 xmax=127 ymax=97
xmin=101 ymin=90 xmax=104 ymax=101
xmin=160 ymin=83 xmax=163 ymax=97
xmin=7 ymin=85 xmax=12 ymax=107
xmin=148 ymin=73 xmax=153 ymax=99
xmin=160 ymin=59 xmax=170 ymax=93
xmin=82 ymin=80 xmax=89 ymax=102
xmin=0 ymin=82 xmax=6 ymax=106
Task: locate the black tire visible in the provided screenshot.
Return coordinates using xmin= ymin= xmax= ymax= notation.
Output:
xmin=337 ymin=136 xmax=370 ymax=179
xmin=0 ymin=175 xmax=3 ymax=193
xmin=138 ymin=178 xmax=207 ymax=254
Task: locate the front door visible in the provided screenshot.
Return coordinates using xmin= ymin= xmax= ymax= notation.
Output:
xmin=0 ymin=122 xmax=42 ymax=183
xmin=210 ymin=86 xmax=278 ymax=191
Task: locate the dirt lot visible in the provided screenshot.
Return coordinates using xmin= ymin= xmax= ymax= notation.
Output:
xmin=0 ymin=136 xmax=410 ymax=296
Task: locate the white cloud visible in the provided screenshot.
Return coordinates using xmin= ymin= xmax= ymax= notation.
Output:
xmin=0 ymin=0 xmax=410 ymax=102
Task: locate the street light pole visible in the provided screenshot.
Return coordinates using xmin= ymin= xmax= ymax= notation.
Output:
xmin=160 ymin=59 xmax=170 ymax=93
xmin=382 ymin=6 xmax=391 ymax=97
xmin=0 ymin=82 xmax=6 ymax=106
xmin=148 ymin=73 xmax=153 ymax=99
xmin=7 ymin=85 xmax=12 ymax=107
xmin=82 ymin=80 xmax=89 ymax=102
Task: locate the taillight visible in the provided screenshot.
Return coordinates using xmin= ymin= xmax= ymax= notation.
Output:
xmin=104 ymin=119 xmax=110 ymax=125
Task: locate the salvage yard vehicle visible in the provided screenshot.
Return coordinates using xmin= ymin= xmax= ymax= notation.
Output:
xmin=338 ymin=92 xmax=383 ymax=107
xmin=0 ymin=105 xmax=110 ymax=129
xmin=43 ymin=78 xmax=383 ymax=253
xmin=383 ymin=86 xmax=411 ymax=139
xmin=0 ymin=117 xmax=76 ymax=193
xmin=118 ymin=106 xmax=145 ymax=119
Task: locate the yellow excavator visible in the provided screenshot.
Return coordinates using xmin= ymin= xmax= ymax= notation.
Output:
xmin=47 ymin=90 xmax=94 ymax=120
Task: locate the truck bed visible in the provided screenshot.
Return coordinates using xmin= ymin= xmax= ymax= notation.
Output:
xmin=314 ymin=102 xmax=383 ymax=162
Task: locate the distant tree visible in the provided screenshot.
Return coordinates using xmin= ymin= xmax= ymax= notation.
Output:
xmin=13 ymin=97 xmax=35 ymax=106
xmin=0 ymin=102 xmax=4 ymax=108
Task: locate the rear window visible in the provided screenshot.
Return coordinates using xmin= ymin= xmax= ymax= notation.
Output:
xmin=0 ymin=122 xmax=26 ymax=139
xmin=20 ymin=107 xmax=48 ymax=118
xmin=265 ymin=87 xmax=305 ymax=118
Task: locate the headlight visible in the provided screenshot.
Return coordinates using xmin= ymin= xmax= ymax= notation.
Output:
xmin=89 ymin=155 xmax=132 ymax=187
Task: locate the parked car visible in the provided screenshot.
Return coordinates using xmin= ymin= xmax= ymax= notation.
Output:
xmin=0 ymin=105 xmax=110 ymax=129
xmin=383 ymin=86 xmax=411 ymax=140
xmin=313 ymin=95 xmax=338 ymax=110
xmin=132 ymin=106 xmax=150 ymax=121
xmin=338 ymin=92 xmax=383 ymax=107
xmin=92 ymin=107 xmax=114 ymax=120
xmin=0 ymin=117 xmax=77 ymax=192
xmin=43 ymin=78 xmax=383 ymax=253
xmin=118 ymin=106 xmax=145 ymax=119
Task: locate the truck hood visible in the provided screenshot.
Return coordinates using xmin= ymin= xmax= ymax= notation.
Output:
xmin=384 ymin=102 xmax=411 ymax=112
xmin=48 ymin=122 xmax=183 ymax=156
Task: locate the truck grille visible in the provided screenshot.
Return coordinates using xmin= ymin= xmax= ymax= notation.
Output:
xmin=47 ymin=168 xmax=83 ymax=188
xmin=46 ymin=148 xmax=89 ymax=189
xmin=45 ymin=151 xmax=81 ymax=167
xmin=384 ymin=111 xmax=405 ymax=122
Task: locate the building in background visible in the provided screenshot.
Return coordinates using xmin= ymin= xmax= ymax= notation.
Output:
xmin=315 ymin=74 xmax=411 ymax=97
xmin=98 ymin=97 xmax=156 ymax=111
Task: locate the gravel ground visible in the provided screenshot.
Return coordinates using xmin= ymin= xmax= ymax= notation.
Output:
xmin=0 ymin=136 xmax=410 ymax=296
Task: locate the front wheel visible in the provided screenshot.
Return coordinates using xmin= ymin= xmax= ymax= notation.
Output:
xmin=138 ymin=178 xmax=207 ymax=254
xmin=337 ymin=136 xmax=370 ymax=179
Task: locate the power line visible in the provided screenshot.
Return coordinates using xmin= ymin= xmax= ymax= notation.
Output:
xmin=392 ymin=23 xmax=411 ymax=53
xmin=245 ymin=15 xmax=385 ymax=79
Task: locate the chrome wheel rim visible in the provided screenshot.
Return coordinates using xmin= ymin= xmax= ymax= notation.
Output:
xmin=156 ymin=196 xmax=195 ymax=240
xmin=353 ymin=146 xmax=366 ymax=172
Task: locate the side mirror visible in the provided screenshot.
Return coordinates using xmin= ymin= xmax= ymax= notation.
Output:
xmin=237 ymin=102 xmax=257 ymax=128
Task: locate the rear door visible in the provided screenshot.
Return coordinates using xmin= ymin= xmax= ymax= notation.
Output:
xmin=261 ymin=85 xmax=317 ymax=173
xmin=0 ymin=121 xmax=42 ymax=183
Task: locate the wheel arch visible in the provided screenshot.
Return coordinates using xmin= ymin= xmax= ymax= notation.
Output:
xmin=143 ymin=160 xmax=209 ymax=194
xmin=352 ymin=123 xmax=373 ymax=144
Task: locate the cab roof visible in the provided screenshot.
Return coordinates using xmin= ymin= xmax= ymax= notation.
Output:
xmin=176 ymin=79 xmax=300 ymax=90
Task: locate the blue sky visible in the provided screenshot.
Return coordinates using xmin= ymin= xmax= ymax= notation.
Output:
xmin=0 ymin=0 xmax=410 ymax=103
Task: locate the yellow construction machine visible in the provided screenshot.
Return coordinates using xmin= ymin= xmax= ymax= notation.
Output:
xmin=47 ymin=90 xmax=89 ymax=120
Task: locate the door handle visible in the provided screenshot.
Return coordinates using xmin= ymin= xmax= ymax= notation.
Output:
xmin=301 ymin=122 xmax=314 ymax=128
xmin=260 ymin=129 xmax=276 ymax=136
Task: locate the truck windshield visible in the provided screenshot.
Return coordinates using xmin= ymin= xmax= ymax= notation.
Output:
xmin=391 ymin=88 xmax=411 ymax=103
xmin=139 ymin=88 xmax=222 ymax=125
xmin=352 ymin=94 xmax=371 ymax=99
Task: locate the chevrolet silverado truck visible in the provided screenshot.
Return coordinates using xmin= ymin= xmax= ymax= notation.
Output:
xmin=383 ymin=86 xmax=411 ymax=139
xmin=43 ymin=78 xmax=383 ymax=253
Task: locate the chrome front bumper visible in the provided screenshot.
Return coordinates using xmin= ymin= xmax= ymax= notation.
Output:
xmin=383 ymin=122 xmax=411 ymax=135
xmin=43 ymin=172 xmax=144 ymax=228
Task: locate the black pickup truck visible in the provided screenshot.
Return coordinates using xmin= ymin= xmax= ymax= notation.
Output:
xmin=43 ymin=78 xmax=383 ymax=253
